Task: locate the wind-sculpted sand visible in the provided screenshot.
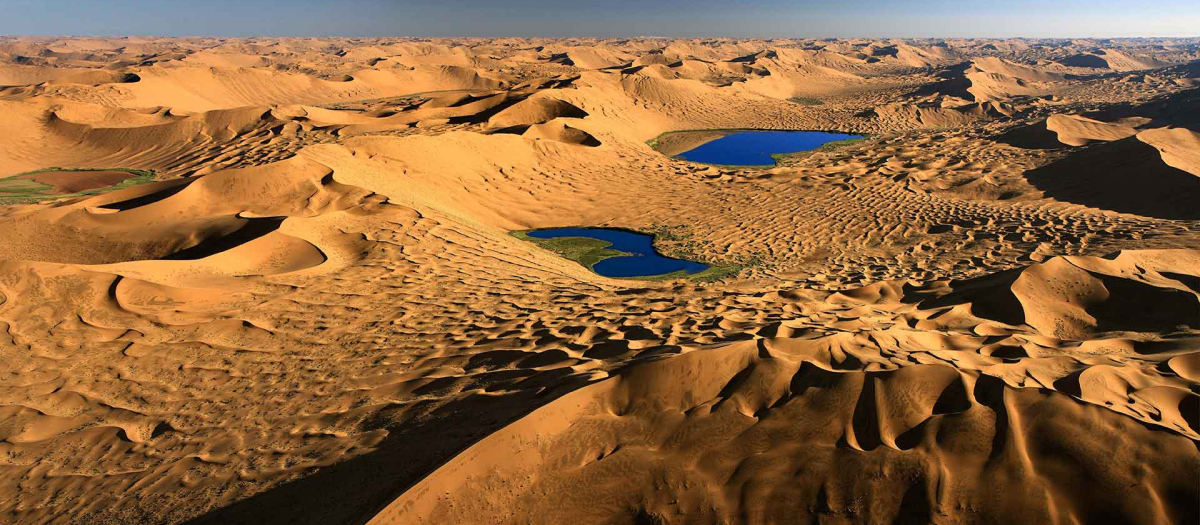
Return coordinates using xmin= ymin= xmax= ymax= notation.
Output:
xmin=0 ymin=36 xmax=1197 ymax=525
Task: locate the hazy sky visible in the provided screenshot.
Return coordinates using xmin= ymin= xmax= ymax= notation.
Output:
xmin=1 ymin=0 xmax=1198 ymax=38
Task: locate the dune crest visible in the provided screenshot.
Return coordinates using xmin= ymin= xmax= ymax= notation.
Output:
xmin=375 ymin=250 xmax=1199 ymax=524
xmin=0 ymin=36 xmax=1196 ymax=525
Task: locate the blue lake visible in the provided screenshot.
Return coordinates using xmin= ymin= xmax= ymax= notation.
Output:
xmin=676 ymin=130 xmax=862 ymax=166
xmin=526 ymin=227 xmax=710 ymax=278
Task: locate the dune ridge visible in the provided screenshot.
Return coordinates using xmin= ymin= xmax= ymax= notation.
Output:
xmin=0 ymin=36 xmax=1196 ymax=525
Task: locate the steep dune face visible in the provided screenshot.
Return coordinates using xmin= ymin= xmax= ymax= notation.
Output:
xmin=1045 ymin=114 xmax=1138 ymax=146
xmin=388 ymin=361 xmax=1197 ymax=525
xmin=868 ymin=100 xmax=1007 ymax=129
xmin=964 ymin=63 xmax=1054 ymax=102
xmin=0 ymin=100 xmax=297 ymax=176
xmin=522 ymin=120 xmax=601 ymax=146
xmin=0 ymin=36 xmax=1197 ymax=525
xmin=375 ymin=252 xmax=1200 ymax=525
xmin=555 ymin=46 xmax=635 ymax=70
xmin=1007 ymin=253 xmax=1198 ymax=338
xmin=486 ymin=96 xmax=588 ymax=129
xmin=972 ymin=56 xmax=1067 ymax=83
xmin=1024 ymin=133 xmax=1200 ymax=219
xmin=1138 ymin=127 xmax=1200 ymax=176
xmin=0 ymin=155 xmax=376 ymax=276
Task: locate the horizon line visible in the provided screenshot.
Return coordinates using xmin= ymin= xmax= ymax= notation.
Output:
xmin=3 ymin=34 xmax=1199 ymax=40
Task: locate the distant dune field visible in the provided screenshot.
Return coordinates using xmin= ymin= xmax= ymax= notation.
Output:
xmin=0 ymin=36 xmax=1196 ymax=525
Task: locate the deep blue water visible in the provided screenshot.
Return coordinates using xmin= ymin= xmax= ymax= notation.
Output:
xmin=676 ymin=130 xmax=862 ymax=166
xmin=526 ymin=227 xmax=710 ymax=278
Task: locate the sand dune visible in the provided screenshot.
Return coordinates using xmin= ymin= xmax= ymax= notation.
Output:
xmin=1138 ymin=127 xmax=1200 ymax=176
xmin=1045 ymin=113 xmax=1138 ymax=146
xmin=1024 ymin=133 xmax=1200 ymax=219
xmin=376 ymin=249 xmax=1199 ymax=525
xmin=0 ymin=36 xmax=1196 ymax=525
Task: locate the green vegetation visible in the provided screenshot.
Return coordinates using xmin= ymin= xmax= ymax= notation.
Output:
xmin=771 ymin=136 xmax=867 ymax=165
xmin=512 ymin=226 xmax=767 ymax=283
xmin=788 ymin=97 xmax=825 ymax=106
xmin=510 ymin=230 xmax=631 ymax=271
xmin=621 ymin=260 xmax=747 ymax=283
xmin=645 ymin=134 xmax=666 ymax=150
xmin=641 ymin=223 xmax=767 ymax=282
xmin=0 ymin=168 xmax=157 ymax=205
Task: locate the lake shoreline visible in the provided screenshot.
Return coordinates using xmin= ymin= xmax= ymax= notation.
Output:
xmin=649 ymin=129 xmax=866 ymax=168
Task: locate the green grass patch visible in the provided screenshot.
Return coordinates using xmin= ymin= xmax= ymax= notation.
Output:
xmin=770 ymin=136 xmax=867 ymax=164
xmin=0 ymin=167 xmax=157 ymax=205
xmin=676 ymin=161 xmax=776 ymax=169
xmin=641 ymin=223 xmax=768 ymax=282
xmin=511 ymin=230 xmax=631 ymax=271
xmin=0 ymin=177 xmax=55 ymax=196
xmin=620 ymin=260 xmax=748 ymax=283
xmin=512 ymin=226 xmax=763 ymax=283
xmin=788 ymin=97 xmax=825 ymax=106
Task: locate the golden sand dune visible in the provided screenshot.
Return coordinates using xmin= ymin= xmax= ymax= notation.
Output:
xmin=1045 ymin=113 xmax=1139 ymax=145
xmin=0 ymin=36 xmax=1196 ymax=525
xmin=1138 ymin=127 xmax=1200 ymax=176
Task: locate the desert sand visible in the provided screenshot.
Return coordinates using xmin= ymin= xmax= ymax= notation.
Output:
xmin=0 ymin=36 xmax=1196 ymax=524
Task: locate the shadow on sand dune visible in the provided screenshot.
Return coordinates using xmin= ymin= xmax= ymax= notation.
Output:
xmin=163 ymin=216 xmax=287 ymax=260
xmin=992 ymin=120 xmax=1067 ymax=150
xmin=1024 ymin=136 xmax=1200 ymax=220
xmin=179 ymin=371 xmax=598 ymax=525
xmin=1082 ymin=86 xmax=1200 ymax=130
